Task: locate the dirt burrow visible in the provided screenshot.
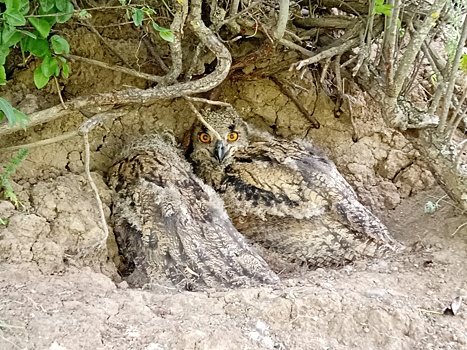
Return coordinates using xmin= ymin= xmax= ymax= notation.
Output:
xmin=1 ymin=179 xmax=467 ymax=349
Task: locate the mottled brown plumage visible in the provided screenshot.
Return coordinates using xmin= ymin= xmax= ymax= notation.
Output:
xmin=190 ymin=108 xmax=403 ymax=267
xmin=108 ymin=133 xmax=279 ymax=290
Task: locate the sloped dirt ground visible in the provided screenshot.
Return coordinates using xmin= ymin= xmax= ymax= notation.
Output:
xmin=1 ymin=186 xmax=466 ymax=350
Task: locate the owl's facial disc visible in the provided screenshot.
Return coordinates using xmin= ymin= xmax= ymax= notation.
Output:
xmin=197 ymin=129 xmax=240 ymax=163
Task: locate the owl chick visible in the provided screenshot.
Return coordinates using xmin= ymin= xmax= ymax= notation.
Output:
xmin=189 ymin=108 xmax=403 ymax=268
xmin=108 ymin=133 xmax=278 ymax=290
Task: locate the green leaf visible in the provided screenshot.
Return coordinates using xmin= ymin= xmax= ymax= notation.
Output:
xmin=40 ymin=55 xmax=58 ymax=77
xmin=28 ymin=18 xmax=52 ymax=38
xmin=55 ymin=0 xmax=70 ymax=11
xmin=0 ymin=97 xmax=16 ymax=124
xmin=152 ymin=22 xmax=167 ymax=32
xmin=2 ymin=25 xmax=16 ymax=45
xmin=19 ymin=0 xmax=29 ymax=15
xmin=58 ymin=56 xmax=69 ymax=78
xmin=5 ymin=0 xmax=21 ymax=11
xmin=1 ymin=26 xmax=21 ymax=47
xmin=4 ymin=10 xmax=26 ymax=26
xmin=374 ymin=0 xmax=393 ymax=16
xmin=132 ymin=8 xmax=144 ymax=26
xmin=33 ymin=66 xmax=50 ymax=88
xmin=460 ymin=54 xmax=467 ymax=72
xmin=19 ymin=30 xmax=37 ymax=39
xmin=51 ymin=34 xmax=69 ymax=54
xmin=21 ymin=36 xmax=50 ymax=57
xmin=159 ymin=30 xmax=175 ymax=43
xmin=13 ymin=108 xmax=29 ymax=130
xmin=0 ymin=66 xmax=6 ymax=85
xmin=39 ymin=0 xmax=55 ymax=12
xmin=0 ymin=46 xmax=9 ymax=66
xmin=56 ymin=2 xmax=74 ymax=23
xmin=78 ymin=9 xmax=90 ymax=18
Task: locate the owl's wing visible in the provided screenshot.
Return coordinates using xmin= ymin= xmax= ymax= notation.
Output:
xmin=109 ymin=134 xmax=278 ymax=290
xmin=223 ymin=138 xmax=400 ymax=250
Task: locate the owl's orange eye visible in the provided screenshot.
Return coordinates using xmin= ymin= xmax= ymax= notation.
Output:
xmin=199 ymin=132 xmax=211 ymax=143
xmin=227 ymin=132 xmax=239 ymax=142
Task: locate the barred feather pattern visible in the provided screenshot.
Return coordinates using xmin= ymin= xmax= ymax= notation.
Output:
xmin=190 ymin=109 xmax=404 ymax=268
xmin=108 ymin=134 xmax=279 ymax=290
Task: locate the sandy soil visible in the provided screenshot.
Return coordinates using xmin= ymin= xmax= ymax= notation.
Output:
xmin=1 ymin=186 xmax=466 ymax=350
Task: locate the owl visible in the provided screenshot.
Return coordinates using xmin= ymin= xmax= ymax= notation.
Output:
xmin=189 ymin=107 xmax=403 ymax=268
xmin=108 ymin=133 xmax=279 ymax=290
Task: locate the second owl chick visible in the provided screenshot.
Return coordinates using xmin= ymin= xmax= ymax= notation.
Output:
xmin=189 ymin=108 xmax=403 ymax=268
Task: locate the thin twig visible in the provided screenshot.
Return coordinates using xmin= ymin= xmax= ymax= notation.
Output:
xmin=221 ymin=0 xmax=263 ymax=26
xmin=54 ymin=76 xmax=67 ymax=109
xmin=270 ymin=75 xmax=320 ymax=128
xmin=183 ymin=96 xmax=231 ymax=106
xmin=279 ymin=38 xmax=315 ymax=57
xmin=71 ymin=0 xmax=133 ymax=69
xmin=447 ymin=86 xmax=467 ymax=143
xmin=67 ymin=54 xmax=165 ymax=83
xmin=448 ymin=111 xmax=467 ymax=145
xmin=142 ymin=34 xmax=169 ymax=73
xmin=0 ymin=335 xmax=22 ymax=350
xmin=418 ymin=308 xmax=444 ymax=315
xmin=0 ymin=131 xmax=78 ymax=153
xmin=452 ymin=221 xmax=467 ymax=236
xmin=439 ymin=14 xmax=467 ymax=133
xmin=291 ymin=36 xmax=360 ymax=70
xmin=81 ymin=132 xmax=109 ymax=249
xmin=319 ymin=58 xmax=331 ymax=84
xmin=184 ymin=97 xmax=223 ymax=141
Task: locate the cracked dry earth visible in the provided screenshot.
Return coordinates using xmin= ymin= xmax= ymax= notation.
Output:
xmin=1 ymin=186 xmax=467 ymax=350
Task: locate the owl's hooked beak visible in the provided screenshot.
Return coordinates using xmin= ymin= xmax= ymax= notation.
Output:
xmin=213 ymin=140 xmax=228 ymax=162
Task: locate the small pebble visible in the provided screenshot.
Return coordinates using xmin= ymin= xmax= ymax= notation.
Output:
xmin=117 ymin=281 xmax=129 ymax=289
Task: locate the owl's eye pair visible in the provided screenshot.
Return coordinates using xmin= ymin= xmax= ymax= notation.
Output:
xmin=198 ymin=132 xmax=239 ymax=143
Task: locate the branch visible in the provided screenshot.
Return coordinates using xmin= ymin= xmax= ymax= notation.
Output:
xmin=294 ymin=16 xmax=358 ymax=29
xmin=230 ymin=0 xmax=240 ymax=16
xmin=389 ymin=0 xmax=447 ymax=98
xmin=291 ymin=36 xmax=360 ymax=70
xmin=270 ymin=75 xmax=320 ymax=128
xmin=67 ymin=54 xmax=165 ymax=83
xmin=273 ymin=0 xmax=289 ymax=40
xmin=0 ymin=1 xmax=232 ymax=137
xmin=158 ymin=0 xmax=188 ymax=85
xmin=447 ymin=87 xmax=467 ymax=144
xmin=222 ymin=0 xmax=262 ymax=26
xmin=439 ymin=13 xmax=467 ymax=132
xmin=423 ymin=42 xmax=445 ymax=115
xmin=382 ymin=0 xmax=401 ymax=92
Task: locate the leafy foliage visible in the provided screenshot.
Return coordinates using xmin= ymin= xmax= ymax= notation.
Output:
xmin=373 ymin=0 xmax=393 ymax=16
xmin=0 ymin=0 xmax=74 ymax=126
xmin=0 ymin=97 xmax=28 ymax=129
xmin=0 ymin=148 xmax=28 ymax=207
xmin=121 ymin=1 xmax=175 ymax=43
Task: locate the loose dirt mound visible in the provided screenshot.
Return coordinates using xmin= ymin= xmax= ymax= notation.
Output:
xmin=1 ymin=188 xmax=466 ymax=350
